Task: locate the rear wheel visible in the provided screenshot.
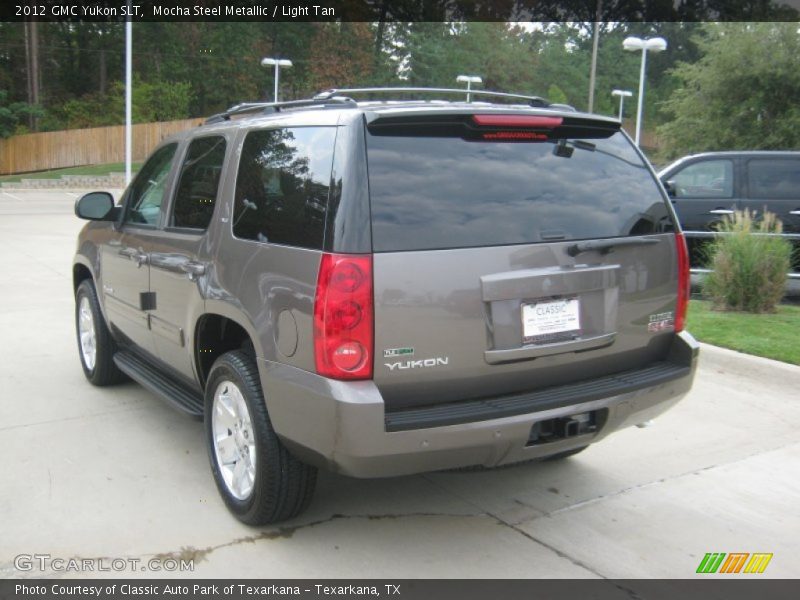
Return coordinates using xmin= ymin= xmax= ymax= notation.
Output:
xmin=75 ymin=279 xmax=126 ymax=386
xmin=205 ymin=351 xmax=316 ymax=524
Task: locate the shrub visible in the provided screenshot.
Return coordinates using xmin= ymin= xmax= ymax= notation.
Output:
xmin=702 ymin=209 xmax=792 ymax=312
xmin=50 ymin=79 xmax=194 ymax=130
xmin=0 ymin=90 xmax=45 ymax=138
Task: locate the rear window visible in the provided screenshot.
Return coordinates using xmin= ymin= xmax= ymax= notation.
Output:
xmin=233 ymin=126 xmax=336 ymax=249
xmin=366 ymin=130 xmax=673 ymax=252
xmin=747 ymin=158 xmax=800 ymax=199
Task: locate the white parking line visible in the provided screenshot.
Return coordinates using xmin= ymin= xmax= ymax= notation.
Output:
xmin=1 ymin=191 xmax=24 ymax=201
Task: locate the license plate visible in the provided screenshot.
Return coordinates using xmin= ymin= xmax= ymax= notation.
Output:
xmin=522 ymin=297 xmax=581 ymax=343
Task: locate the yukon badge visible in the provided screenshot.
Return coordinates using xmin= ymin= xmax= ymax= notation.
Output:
xmin=385 ymin=357 xmax=450 ymax=371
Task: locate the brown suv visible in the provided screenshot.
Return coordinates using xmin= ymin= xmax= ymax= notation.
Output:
xmin=73 ymin=87 xmax=698 ymax=524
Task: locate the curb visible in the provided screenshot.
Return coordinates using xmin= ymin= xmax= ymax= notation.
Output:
xmin=1 ymin=173 xmax=129 ymax=190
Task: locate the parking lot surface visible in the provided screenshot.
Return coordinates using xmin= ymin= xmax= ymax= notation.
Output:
xmin=1 ymin=190 xmax=799 ymax=579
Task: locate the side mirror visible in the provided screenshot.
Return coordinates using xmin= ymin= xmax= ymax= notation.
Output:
xmin=75 ymin=191 xmax=116 ymax=221
xmin=662 ymin=179 xmax=677 ymax=198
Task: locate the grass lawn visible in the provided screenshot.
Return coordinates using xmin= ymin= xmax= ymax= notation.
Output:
xmin=687 ymin=299 xmax=800 ymax=365
xmin=0 ymin=162 xmax=140 ymax=184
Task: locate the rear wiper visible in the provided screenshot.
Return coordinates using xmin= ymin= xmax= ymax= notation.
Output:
xmin=567 ymin=237 xmax=661 ymax=257
xmin=553 ymin=139 xmax=597 ymax=159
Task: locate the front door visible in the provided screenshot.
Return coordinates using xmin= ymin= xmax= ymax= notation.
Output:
xmin=149 ymin=135 xmax=227 ymax=380
xmin=100 ymin=143 xmax=179 ymax=357
xmin=667 ymin=157 xmax=738 ymax=231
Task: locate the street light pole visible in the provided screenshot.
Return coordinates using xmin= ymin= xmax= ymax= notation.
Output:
xmin=635 ymin=46 xmax=647 ymax=145
xmin=456 ymin=75 xmax=482 ymax=103
xmin=124 ymin=0 xmax=132 ymax=186
xmin=612 ymin=89 xmax=632 ymax=120
xmin=622 ymin=36 xmax=667 ymax=146
xmin=261 ymin=58 xmax=293 ymax=102
xmin=587 ymin=0 xmax=603 ymax=113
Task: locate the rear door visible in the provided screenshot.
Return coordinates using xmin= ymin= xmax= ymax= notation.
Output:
xmin=365 ymin=112 xmax=681 ymax=410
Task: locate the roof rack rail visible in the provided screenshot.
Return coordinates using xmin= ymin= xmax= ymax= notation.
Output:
xmin=313 ymin=87 xmax=550 ymax=107
xmin=204 ymin=96 xmax=357 ymax=124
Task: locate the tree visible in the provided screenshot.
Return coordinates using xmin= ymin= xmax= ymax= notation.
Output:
xmin=0 ymin=90 xmax=44 ymax=138
xmin=308 ymin=23 xmax=377 ymax=91
xmin=659 ymin=23 xmax=800 ymax=157
xmin=55 ymin=78 xmax=193 ymax=128
xmin=402 ymin=22 xmax=538 ymax=95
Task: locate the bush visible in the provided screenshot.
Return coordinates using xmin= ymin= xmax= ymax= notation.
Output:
xmin=49 ymin=78 xmax=194 ymax=130
xmin=0 ymin=90 xmax=45 ymax=138
xmin=702 ymin=209 xmax=792 ymax=312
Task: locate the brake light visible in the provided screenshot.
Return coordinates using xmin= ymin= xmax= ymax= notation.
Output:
xmin=675 ymin=233 xmax=690 ymax=332
xmin=472 ymin=115 xmax=563 ymax=128
xmin=314 ymin=253 xmax=373 ymax=380
xmin=482 ymin=131 xmax=548 ymax=141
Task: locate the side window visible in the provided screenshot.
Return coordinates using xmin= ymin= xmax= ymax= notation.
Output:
xmin=124 ymin=143 xmax=178 ymax=226
xmin=747 ymin=159 xmax=800 ymax=199
xmin=672 ymin=160 xmax=734 ymax=199
xmin=233 ymin=127 xmax=336 ymax=249
xmin=171 ymin=136 xmax=227 ymax=230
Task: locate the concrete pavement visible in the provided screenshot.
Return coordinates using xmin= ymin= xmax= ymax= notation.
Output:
xmin=1 ymin=190 xmax=798 ymax=579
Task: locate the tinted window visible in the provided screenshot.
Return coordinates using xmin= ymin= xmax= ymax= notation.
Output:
xmin=747 ymin=159 xmax=800 ymax=199
xmin=233 ymin=127 xmax=336 ymax=249
xmin=124 ymin=143 xmax=178 ymax=226
xmin=673 ymin=159 xmax=733 ymax=198
xmin=366 ymin=131 xmax=673 ymax=252
xmin=171 ymin=136 xmax=226 ymax=230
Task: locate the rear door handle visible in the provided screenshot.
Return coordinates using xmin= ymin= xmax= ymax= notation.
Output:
xmin=180 ymin=261 xmax=206 ymax=280
xmin=789 ymin=210 xmax=800 ymax=216
xmin=708 ymin=209 xmax=735 ymax=215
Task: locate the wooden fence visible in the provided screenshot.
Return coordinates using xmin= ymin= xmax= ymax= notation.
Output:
xmin=0 ymin=118 xmax=204 ymax=175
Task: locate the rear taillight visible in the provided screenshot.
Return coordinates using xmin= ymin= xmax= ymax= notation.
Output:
xmin=314 ymin=253 xmax=373 ymax=380
xmin=675 ymin=232 xmax=690 ymax=332
xmin=472 ymin=115 xmax=563 ymax=128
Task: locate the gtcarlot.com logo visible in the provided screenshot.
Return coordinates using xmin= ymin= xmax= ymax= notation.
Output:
xmin=14 ymin=553 xmax=194 ymax=573
xmin=696 ymin=552 xmax=773 ymax=574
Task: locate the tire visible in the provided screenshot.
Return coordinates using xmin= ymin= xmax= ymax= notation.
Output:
xmin=205 ymin=351 xmax=317 ymax=525
xmin=541 ymin=446 xmax=589 ymax=461
xmin=75 ymin=279 xmax=126 ymax=386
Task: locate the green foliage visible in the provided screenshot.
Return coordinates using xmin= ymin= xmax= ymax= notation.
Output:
xmin=403 ymin=23 xmax=539 ymax=95
xmin=659 ymin=23 xmax=800 ymax=158
xmin=547 ymin=84 xmax=568 ymax=105
xmin=0 ymin=20 xmax=742 ymax=144
xmin=0 ymin=90 xmax=44 ymax=138
xmin=687 ymin=300 xmax=800 ymax=365
xmin=53 ymin=79 xmax=193 ymax=129
xmin=133 ymin=80 xmax=193 ymax=122
xmin=702 ymin=209 xmax=792 ymax=313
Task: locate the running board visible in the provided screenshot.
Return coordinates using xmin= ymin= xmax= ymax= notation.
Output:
xmin=114 ymin=351 xmax=204 ymax=418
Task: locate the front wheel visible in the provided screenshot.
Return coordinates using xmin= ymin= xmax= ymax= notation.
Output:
xmin=205 ymin=351 xmax=317 ymax=525
xmin=75 ymin=279 xmax=126 ymax=386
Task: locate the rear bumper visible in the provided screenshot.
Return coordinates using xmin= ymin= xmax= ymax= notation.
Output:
xmin=260 ymin=331 xmax=699 ymax=478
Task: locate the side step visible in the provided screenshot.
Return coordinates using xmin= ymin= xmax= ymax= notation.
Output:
xmin=114 ymin=351 xmax=204 ymax=418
